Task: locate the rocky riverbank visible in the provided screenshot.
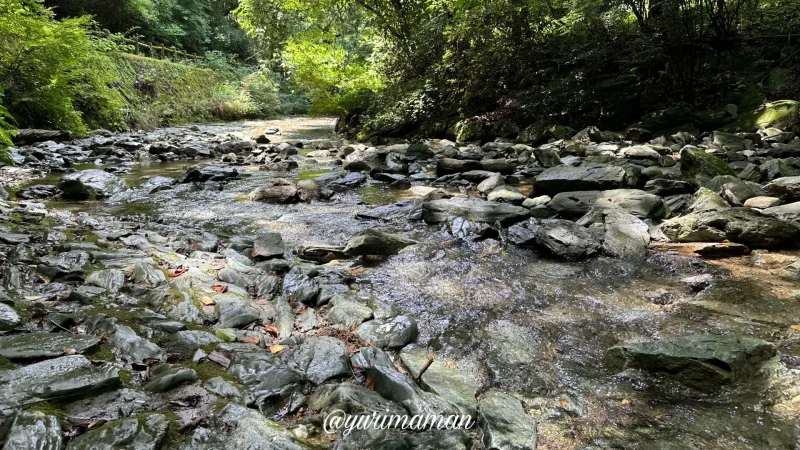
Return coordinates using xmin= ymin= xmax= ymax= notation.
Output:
xmin=1 ymin=116 xmax=800 ymax=449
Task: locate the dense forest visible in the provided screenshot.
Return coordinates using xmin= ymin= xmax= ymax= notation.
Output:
xmin=1 ymin=0 xmax=799 ymax=144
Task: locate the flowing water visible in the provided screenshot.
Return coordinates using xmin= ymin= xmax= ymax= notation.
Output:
xmin=16 ymin=117 xmax=800 ymax=448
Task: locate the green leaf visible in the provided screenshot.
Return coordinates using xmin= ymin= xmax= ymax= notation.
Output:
xmin=214 ymin=328 xmax=236 ymax=342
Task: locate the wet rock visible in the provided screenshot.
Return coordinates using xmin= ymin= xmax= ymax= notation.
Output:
xmin=328 ymin=296 xmax=373 ymax=327
xmin=759 ymin=159 xmax=799 ymax=182
xmin=660 ymin=207 xmax=800 ymax=249
xmin=248 ymin=178 xmax=301 ymax=203
xmin=356 ymin=315 xmax=419 ymax=349
xmin=579 ymin=209 xmax=651 ymax=259
xmin=1 ymin=411 xmax=63 ymax=450
xmin=228 ymin=352 xmax=302 ymax=405
xmin=309 ymin=382 xmax=406 ymax=416
xmin=251 ymin=233 xmax=285 ymax=259
xmin=548 ymin=189 xmax=668 ymax=219
xmin=650 ymin=242 xmax=750 ymax=258
xmin=282 ymin=268 xmax=320 ymax=305
xmin=63 ymin=388 xmax=151 ymax=426
xmin=0 ymin=332 xmax=99 ymax=360
xmin=477 ymin=172 xmax=504 ymax=194
xmin=533 ymin=147 xmax=562 ymax=168
xmin=643 ymin=179 xmax=696 ymax=196
xmin=59 ymin=170 xmax=126 ymax=200
xmin=67 ymin=414 xmax=169 ymax=450
xmin=0 ymin=355 xmax=120 ymax=410
xmin=356 ymin=200 xmax=422 ymax=222
xmin=764 ymin=176 xmax=800 ymax=202
xmin=143 ymin=366 xmax=199 ymax=393
xmin=719 ymin=179 xmax=765 ymax=206
xmin=326 ymin=172 xmax=367 ymax=192
xmin=366 ymin=364 xmax=460 ymax=416
xmin=519 ymin=219 xmax=601 ymax=259
xmin=107 ymin=325 xmax=165 ymax=365
xmin=604 ymin=334 xmax=776 ymax=390
xmin=0 ymin=232 xmax=31 ymax=245
xmin=86 ymin=269 xmax=125 ymax=292
xmin=534 ymin=164 xmax=628 ymax=196
xmin=177 ymin=166 xmax=237 ymax=183
xmin=15 ymin=184 xmax=61 ymax=200
xmin=422 ymin=197 xmax=529 ymax=224
xmin=400 ymin=348 xmax=478 ymax=415
xmin=202 ymin=377 xmax=243 ymax=400
xmin=291 ymin=336 xmax=350 ymax=384
xmin=272 ymin=296 xmax=295 ymax=338
xmin=182 ymin=403 xmax=305 ymax=450
xmin=168 ymin=330 xmax=222 ymax=358
xmin=133 ymin=262 xmax=166 ymax=286
xmin=0 ymin=303 xmax=21 ymax=331
xmin=679 ymin=147 xmax=736 ymax=185
xmin=487 ymin=185 xmax=526 ymax=205
xmin=343 ymin=229 xmax=417 ymax=256
xmin=479 ymin=390 xmax=537 ymax=450
xmin=215 ymin=297 xmax=259 ymax=328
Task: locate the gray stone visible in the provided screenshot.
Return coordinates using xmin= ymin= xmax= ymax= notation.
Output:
xmin=620 ymin=145 xmax=661 ymax=160
xmin=0 ymin=332 xmax=99 ymax=360
xmin=248 ymin=179 xmax=301 ymax=203
xmin=679 ymin=147 xmax=736 ymax=185
xmin=309 ymin=382 xmax=407 ymax=416
xmin=605 ymin=334 xmax=776 ymax=390
xmin=215 ymin=298 xmax=259 ymax=328
xmin=143 ymin=366 xmax=198 ymax=393
xmin=689 ymin=187 xmax=730 ymax=212
xmin=252 ymin=233 xmax=285 ymax=259
xmin=661 ymin=207 xmax=800 ymax=249
xmin=291 ymin=336 xmax=350 ymax=384
xmin=344 ymin=229 xmax=416 ymax=256
xmin=0 ymin=303 xmax=20 ymax=331
xmin=2 ymin=411 xmax=63 ymax=450
xmin=744 ymin=196 xmax=782 ymax=209
xmin=548 ymin=189 xmax=668 ymax=219
xmin=67 ymin=414 xmax=168 ymax=450
xmin=477 ymin=172 xmax=505 ymax=194
xmin=423 ymin=197 xmax=529 ymax=224
xmin=133 ymin=262 xmax=166 ymax=286
xmin=644 ymin=179 xmax=696 ymax=196
xmin=86 ymin=269 xmax=125 ymax=292
xmin=436 ymin=158 xmax=485 ymax=175
xmin=328 ymin=296 xmax=373 ymax=328
xmin=720 ymin=179 xmax=765 ymax=206
xmin=228 ymin=352 xmax=302 ymax=405
xmin=108 ymin=325 xmax=165 ymax=365
xmin=582 ymin=209 xmax=651 ymax=259
xmin=356 ymin=315 xmax=419 ymax=349
xmin=140 ymin=176 xmax=176 ymax=194
xmin=169 ymin=331 xmax=221 ymax=358
xmin=533 ymin=147 xmax=562 ymax=168
xmin=763 ymin=201 xmax=800 ymax=222
xmin=479 ymin=390 xmax=537 ymax=450
xmin=182 ymin=403 xmax=305 ymax=450
xmin=759 ymin=159 xmax=799 ymax=182
xmin=524 ymin=219 xmax=600 ymax=259
xmin=59 ymin=170 xmax=126 ymax=200
xmin=764 ymin=176 xmax=800 ymax=202
xmin=534 ymin=164 xmax=628 ymax=196
xmin=0 ymin=355 xmax=120 ymax=410
xmin=400 ymin=348 xmax=478 ymax=416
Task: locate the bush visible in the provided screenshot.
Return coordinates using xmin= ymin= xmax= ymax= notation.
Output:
xmin=211 ymin=82 xmax=258 ymax=120
xmin=0 ymin=86 xmax=15 ymax=165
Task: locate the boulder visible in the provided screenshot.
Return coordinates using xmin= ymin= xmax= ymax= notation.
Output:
xmin=764 ymin=176 xmax=800 ymax=202
xmin=689 ymin=187 xmax=730 ymax=212
xmin=183 ymin=403 xmax=305 ymax=450
xmin=0 ymin=303 xmax=20 ymax=331
xmin=763 ymin=201 xmax=800 ymax=222
xmin=435 ymin=158 xmax=485 ymax=175
xmin=719 ymin=179 xmax=765 ymax=206
xmin=356 ymin=315 xmax=419 ymax=349
xmin=251 ymin=233 xmax=285 ymax=259
xmin=487 ymin=185 xmax=526 ymax=205
xmin=479 ymin=390 xmax=537 ymax=450
xmin=400 ymin=348 xmax=478 ymax=416
xmin=59 ymin=170 xmax=126 ymax=200
xmin=291 ymin=336 xmax=350 ymax=384
xmin=660 ymin=207 xmax=800 ymax=249
xmin=532 ymin=147 xmax=561 ymax=168
xmin=15 ymin=184 xmax=61 ymax=200
xmin=644 ymin=179 xmax=696 ymax=197
xmin=343 ymin=229 xmax=417 ymax=256
xmin=679 ymin=148 xmax=736 ymax=185
xmin=604 ymin=334 xmax=776 ymax=391
xmin=477 ymin=173 xmax=504 ymax=194
xmin=12 ymin=129 xmax=71 ymax=145
xmin=67 ymin=414 xmax=168 ymax=450
xmin=534 ymin=164 xmax=628 ymax=196
xmin=579 ymin=209 xmax=651 ymax=259
xmin=548 ymin=189 xmax=668 ymax=219
xmin=0 ymin=332 xmax=99 ymax=360
xmin=85 ymin=269 xmax=125 ymax=292
xmin=512 ymin=219 xmax=601 ymax=259
xmin=248 ymin=178 xmax=301 ymax=203
xmin=2 ymin=411 xmax=63 ymax=449
xmin=422 ymin=197 xmax=529 ymax=224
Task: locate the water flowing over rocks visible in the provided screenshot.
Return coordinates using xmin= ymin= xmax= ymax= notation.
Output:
xmin=1 ymin=118 xmax=800 ymax=448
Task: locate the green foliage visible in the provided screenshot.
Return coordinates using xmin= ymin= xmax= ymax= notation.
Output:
xmin=0 ymin=86 xmax=15 ymax=166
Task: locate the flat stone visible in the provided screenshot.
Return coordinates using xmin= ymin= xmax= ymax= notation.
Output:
xmin=661 ymin=207 xmax=800 ymax=249
xmin=0 ymin=332 xmax=100 ymax=360
xmin=290 ymin=336 xmax=350 ymax=384
xmin=422 ymin=197 xmax=529 ymax=224
xmin=650 ymin=242 xmax=751 ymax=257
xmin=252 ymin=233 xmax=285 ymax=259
xmin=763 ymin=201 xmax=800 ymax=222
xmin=2 ymin=411 xmax=63 ymax=450
xmin=356 ymin=315 xmax=419 ymax=349
xmin=534 ymin=164 xmax=628 ymax=196
xmin=744 ymin=196 xmax=782 ymax=209
xmin=0 ymin=303 xmax=21 ymax=331
xmin=604 ymin=334 xmax=776 ymax=390
xmin=228 ymin=352 xmax=302 ymax=405
xmin=343 ymin=229 xmax=417 ymax=256
xmin=680 ymin=147 xmax=736 ymax=185
xmin=86 ymin=269 xmax=125 ymax=292
xmin=548 ymin=189 xmax=668 ymax=219
xmin=400 ymin=348 xmax=478 ymax=415
xmin=143 ymin=366 xmax=198 ymax=393
xmin=328 ymin=296 xmax=373 ymax=328
xmin=67 ymin=414 xmax=168 ymax=450
xmin=0 ymin=355 xmax=120 ymax=410
xmin=183 ymin=403 xmax=305 ymax=450
xmin=764 ymin=176 xmax=800 ymax=202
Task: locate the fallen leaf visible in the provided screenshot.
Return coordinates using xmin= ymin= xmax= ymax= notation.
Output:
xmin=241 ymin=336 xmax=260 ymax=345
xmin=168 ymin=268 xmax=187 ymax=278
xmin=269 ymin=344 xmax=285 ymax=354
xmin=212 ymin=284 xmax=228 ymax=293
xmin=199 ymin=296 xmax=216 ymax=306
xmin=211 ymin=261 xmax=226 ymax=270
xmin=559 ymin=399 xmax=569 ymax=408
xmin=792 ymin=325 xmax=800 ymax=331
xmin=214 ymin=328 xmax=236 ymax=342
xmin=620 ymin=399 xmax=631 ymax=405
xmin=264 ymin=325 xmax=280 ymax=338
xmin=296 ymin=305 xmax=308 ymax=314
xmin=366 ymin=377 xmax=375 ymax=390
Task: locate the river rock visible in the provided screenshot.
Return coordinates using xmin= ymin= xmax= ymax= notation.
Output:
xmin=479 ymin=390 xmax=537 ymax=450
xmin=477 ymin=172 xmax=505 ymax=194
xmin=744 ymin=196 xmax=782 ymax=209
xmin=107 ymin=325 xmax=165 ymax=364
xmin=436 ymin=158 xmax=485 ymax=175
xmin=183 ymin=403 xmax=305 ymax=450
xmin=328 ymin=296 xmax=373 ymax=327
xmin=644 ymin=179 xmax=697 ymax=196
xmin=422 ymin=197 xmax=529 ymax=224
xmin=400 ymin=348 xmax=478 ymax=415
xmin=764 ymin=176 xmax=800 ymax=202
xmin=660 ymin=207 xmax=800 ymax=249
xmin=0 ymin=332 xmax=99 ymax=360
xmin=140 ymin=176 xmax=177 ymax=194
xmin=679 ymin=147 xmax=736 ymax=185
xmin=760 ymin=159 xmax=799 ymax=182
xmin=291 ymin=336 xmax=350 ymax=384
xmin=487 ymin=186 xmax=526 ymax=204
xmin=86 ymin=269 xmax=125 ymax=292
xmin=15 ymin=184 xmax=61 ymax=200
xmin=0 ymin=303 xmax=21 ymax=331
xmin=228 ymin=352 xmax=302 ymax=405
xmin=248 ymin=178 xmax=301 ymax=203
xmin=143 ymin=366 xmax=198 ymax=393
xmin=59 ymin=170 xmax=126 ymax=200
xmin=604 ymin=334 xmax=776 ymax=390
xmin=580 ymin=209 xmax=651 ymax=259
xmin=251 ymin=233 xmax=285 ymax=259
xmin=343 ymin=229 xmax=416 ymax=256
xmin=533 ymin=147 xmax=562 ymax=168
xmin=763 ymin=201 xmax=800 ymax=221
xmin=534 ymin=164 xmax=628 ymax=195
xmin=308 ymin=382 xmax=407 ymax=416
xmin=526 ymin=219 xmax=601 ymax=259
xmin=689 ymin=187 xmax=730 ymax=212
xmin=548 ymin=189 xmax=668 ymax=219
xmin=67 ymin=414 xmax=169 ymax=450
xmin=2 ymin=411 xmax=63 ymax=450
xmin=133 ymin=262 xmax=166 ymax=286
xmin=720 ymin=179 xmax=765 ymax=206
xmin=0 ymin=355 xmax=120 ymax=410
xmin=215 ymin=297 xmax=259 ymax=328
xmin=356 ymin=315 xmax=419 ymax=349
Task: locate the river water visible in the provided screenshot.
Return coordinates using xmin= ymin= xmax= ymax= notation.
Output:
xmin=14 ymin=117 xmax=800 ymax=448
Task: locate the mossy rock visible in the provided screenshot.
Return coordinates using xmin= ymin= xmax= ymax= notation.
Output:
xmin=723 ymin=100 xmax=800 ymax=132
xmin=680 ymin=148 xmax=736 ymax=185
